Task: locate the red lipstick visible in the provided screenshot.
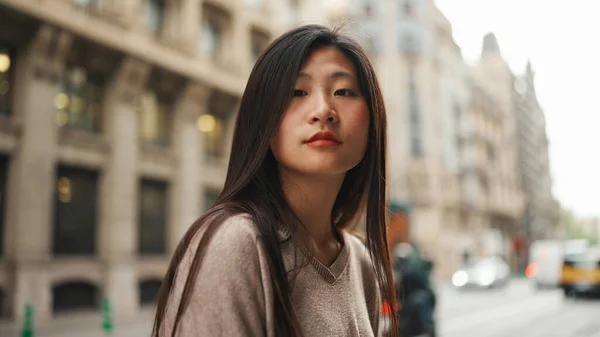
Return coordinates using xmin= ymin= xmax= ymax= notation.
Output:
xmin=305 ymin=131 xmax=342 ymax=147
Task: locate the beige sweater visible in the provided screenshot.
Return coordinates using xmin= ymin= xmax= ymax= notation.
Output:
xmin=161 ymin=214 xmax=380 ymax=337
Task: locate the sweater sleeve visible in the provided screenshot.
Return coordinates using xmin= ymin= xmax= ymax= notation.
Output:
xmin=163 ymin=214 xmax=273 ymax=337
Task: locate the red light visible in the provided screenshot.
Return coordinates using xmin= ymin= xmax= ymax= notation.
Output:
xmin=526 ymin=263 xmax=537 ymax=278
xmin=382 ymin=301 xmax=392 ymax=315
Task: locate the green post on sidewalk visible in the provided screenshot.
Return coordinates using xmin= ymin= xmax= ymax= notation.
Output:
xmin=102 ymin=297 xmax=114 ymax=335
xmin=20 ymin=303 xmax=34 ymax=337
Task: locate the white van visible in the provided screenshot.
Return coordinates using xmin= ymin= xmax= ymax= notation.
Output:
xmin=527 ymin=239 xmax=589 ymax=288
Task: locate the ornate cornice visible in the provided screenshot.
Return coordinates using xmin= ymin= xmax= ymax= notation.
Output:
xmin=111 ymin=57 xmax=151 ymax=103
xmin=29 ymin=25 xmax=73 ymax=81
xmin=176 ymin=81 xmax=211 ymax=122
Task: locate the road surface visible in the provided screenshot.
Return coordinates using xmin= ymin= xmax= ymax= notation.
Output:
xmin=437 ymin=279 xmax=600 ymax=337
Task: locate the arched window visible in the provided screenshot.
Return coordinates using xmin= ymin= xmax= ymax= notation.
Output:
xmin=52 ymin=282 xmax=99 ymax=313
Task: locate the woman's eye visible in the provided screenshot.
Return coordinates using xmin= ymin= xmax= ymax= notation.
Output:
xmin=334 ymin=89 xmax=357 ymax=97
xmin=292 ymin=89 xmax=308 ymax=97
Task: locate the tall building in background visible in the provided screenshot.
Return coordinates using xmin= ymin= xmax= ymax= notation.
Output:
xmin=463 ymin=71 xmax=526 ymax=271
xmin=476 ymin=33 xmax=560 ymax=268
xmin=513 ymin=61 xmax=560 ymax=242
xmin=0 ymin=0 xmax=301 ymax=326
xmin=345 ymin=0 xmax=526 ymax=277
xmin=476 ymin=32 xmax=559 ymax=247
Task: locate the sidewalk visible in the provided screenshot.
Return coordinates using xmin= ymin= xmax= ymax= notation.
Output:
xmin=0 ymin=309 xmax=154 ymax=337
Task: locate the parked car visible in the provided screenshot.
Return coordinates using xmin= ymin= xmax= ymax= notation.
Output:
xmin=452 ymin=256 xmax=511 ymax=289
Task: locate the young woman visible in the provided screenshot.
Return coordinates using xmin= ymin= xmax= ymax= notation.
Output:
xmin=152 ymin=24 xmax=399 ymax=337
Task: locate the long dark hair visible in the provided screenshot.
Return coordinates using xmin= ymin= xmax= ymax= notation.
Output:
xmin=152 ymin=24 xmax=399 ymax=337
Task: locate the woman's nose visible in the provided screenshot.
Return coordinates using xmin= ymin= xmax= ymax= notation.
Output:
xmin=309 ymin=92 xmax=338 ymax=123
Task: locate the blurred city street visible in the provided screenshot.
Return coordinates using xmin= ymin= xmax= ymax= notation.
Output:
xmin=438 ymin=279 xmax=600 ymax=337
xmin=2 ymin=278 xmax=600 ymax=337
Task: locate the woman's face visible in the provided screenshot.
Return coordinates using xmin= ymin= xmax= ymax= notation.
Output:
xmin=271 ymin=46 xmax=370 ymax=177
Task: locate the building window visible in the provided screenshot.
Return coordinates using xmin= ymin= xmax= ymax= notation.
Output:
xmin=250 ymin=30 xmax=269 ymax=65
xmin=403 ymin=0 xmax=415 ymax=16
xmin=53 ymin=166 xmax=98 ymax=256
xmin=364 ymin=3 xmax=374 ymax=17
xmin=200 ymin=21 xmax=220 ymax=59
xmin=411 ymin=136 xmax=424 ymax=157
xmin=487 ymin=144 xmax=496 ymax=164
xmin=402 ymin=33 xmax=419 ymax=55
xmin=0 ymin=45 xmax=15 ymax=116
xmin=56 ymin=65 xmax=103 ymax=132
xmin=52 ymin=282 xmax=99 ymax=314
xmin=0 ymin=156 xmax=7 ymax=257
xmin=0 ymin=288 xmax=5 ymax=318
xmin=139 ymin=279 xmax=162 ymax=306
xmin=480 ymin=175 xmax=489 ymax=196
xmin=137 ymin=91 xmax=170 ymax=146
xmin=245 ymin=0 xmax=264 ymax=9
xmin=407 ymin=65 xmax=424 ymax=158
xmin=73 ymin=0 xmax=97 ymax=12
xmin=197 ymin=113 xmax=225 ymax=160
xmin=198 ymin=91 xmax=236 ymax=161
xmin=138 ymin=179 xmax=167 ymax=255
xmin=204 ymin=189 xmax=220 ymax=211
xmin=146 ymin=0 xmax=165 ymax=34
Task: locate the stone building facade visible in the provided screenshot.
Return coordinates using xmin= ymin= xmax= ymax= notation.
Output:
xmin=0 ymin=0 xmax=301 ymax=325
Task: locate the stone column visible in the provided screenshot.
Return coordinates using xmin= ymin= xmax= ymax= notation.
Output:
xmin=5 ymin=26 xmax=71 ymax=323
xmin=228 ymin=11 xmax=250 ymax=74
xmin=98 ymin=57 xmax=150 ymax=317
xmin=168 ymin=82 xmax=209 ymax=253
xmin=179 ymin=0 xmax=202 ymax=55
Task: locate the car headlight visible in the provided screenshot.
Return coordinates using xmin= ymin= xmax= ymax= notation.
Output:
xmin=452 ymin=270 xmax=468 ymax=287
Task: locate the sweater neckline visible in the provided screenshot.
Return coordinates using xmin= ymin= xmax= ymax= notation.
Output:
xmin=276 ymin=222 xmax=350 ymax=284
xmin=297 ymin=230 xmax=350 ymax=284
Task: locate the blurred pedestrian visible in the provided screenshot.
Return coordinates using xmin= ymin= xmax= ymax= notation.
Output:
xmin=151 ymin=25 xmax=398 ymax=337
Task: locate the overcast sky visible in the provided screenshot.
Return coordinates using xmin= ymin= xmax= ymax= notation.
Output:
xmin=434 ymin=0 xmax=600 ymax=218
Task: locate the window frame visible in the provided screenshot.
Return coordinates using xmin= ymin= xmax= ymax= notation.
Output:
xmin=52 ymin=165 xmax=99 ymax=256
xmin=138 ymin=178 xmax=168 ymax=256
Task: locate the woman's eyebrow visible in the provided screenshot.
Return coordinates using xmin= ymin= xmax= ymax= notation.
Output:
xmin=296 ymin=71 xmax=356 ymax=79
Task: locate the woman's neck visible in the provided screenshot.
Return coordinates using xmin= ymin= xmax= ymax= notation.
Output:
xmin=279 ymin=168 xmax=345 ymax=248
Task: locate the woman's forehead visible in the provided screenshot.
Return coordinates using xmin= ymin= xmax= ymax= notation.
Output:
xmin=298 ymin=47 xmax=357 ymax=77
